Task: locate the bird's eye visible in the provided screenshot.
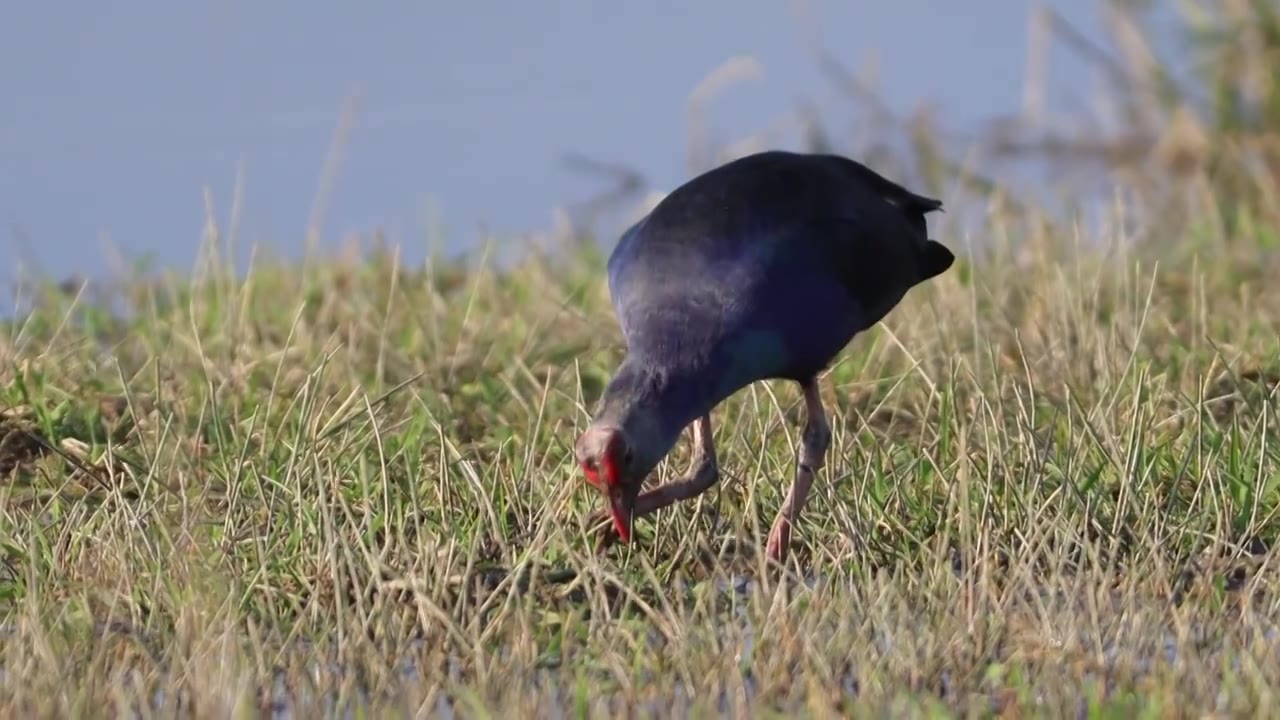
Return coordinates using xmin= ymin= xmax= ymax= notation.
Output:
xmin=581 ymin=458 xmax=601 ymax=487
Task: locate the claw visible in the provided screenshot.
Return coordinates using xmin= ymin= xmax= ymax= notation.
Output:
xmin=587 ymin=510 xmax=620 ymax=552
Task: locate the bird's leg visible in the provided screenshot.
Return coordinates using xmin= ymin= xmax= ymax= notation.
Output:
xmin=765 ymin=380 xmax=832 ymax=564
xmin=591 ymin=414 xmax=719 ymax=549
xmin=632 ymin=414 xmax=719 ymax=516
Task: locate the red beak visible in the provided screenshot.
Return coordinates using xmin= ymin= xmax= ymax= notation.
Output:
xmin=581 ymin=430 xmax=636 ymax=542
xmin=607 ymin=486 xmax=635 ymax=542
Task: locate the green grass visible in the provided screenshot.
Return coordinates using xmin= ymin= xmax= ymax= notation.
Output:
xmin=13 ymin=2 xmax=1280 ymax=704
xmin=9 ymin=3 xmax=1280 ymax=716
xmin=0 ymin=202 xmax=1278 ymax=717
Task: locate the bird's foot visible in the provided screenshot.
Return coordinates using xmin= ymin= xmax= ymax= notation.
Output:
xmin=586 ymin=510 xmax=621 ymax=554
xmin=765 ymin=517 xmax=792 ymax=564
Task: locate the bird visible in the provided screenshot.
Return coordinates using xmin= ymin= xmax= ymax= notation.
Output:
xmin=574 ymin=149 xmax=954 ymax=564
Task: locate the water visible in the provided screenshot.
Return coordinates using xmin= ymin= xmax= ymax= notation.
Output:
xmin=1 ymin=1 xmax=1184 ymax=284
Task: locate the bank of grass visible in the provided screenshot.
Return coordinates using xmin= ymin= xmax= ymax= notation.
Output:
xmin=0 ymin=200 xmax=1276 ymax=716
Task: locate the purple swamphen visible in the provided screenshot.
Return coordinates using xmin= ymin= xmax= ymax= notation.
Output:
xmin=575 ymin=150 xmax=954 ymax=563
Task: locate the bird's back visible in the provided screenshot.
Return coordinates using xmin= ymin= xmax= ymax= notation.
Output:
xmin=607 ymin=151 xmax=949 ymax=399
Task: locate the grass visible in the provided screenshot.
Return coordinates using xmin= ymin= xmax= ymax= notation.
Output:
xmin=0 ymin=195 xmax=1278 ymax=717
xmin=7 ymin=3 xmax=1280 ymax=714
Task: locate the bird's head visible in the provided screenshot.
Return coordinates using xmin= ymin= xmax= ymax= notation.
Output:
xmin=575 ymin=360 xmax=687 ymax=543
xmin=574 ymin=423 xmax=653 ymax=542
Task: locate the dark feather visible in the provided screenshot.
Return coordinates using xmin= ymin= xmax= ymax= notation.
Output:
xmin=602 ymin=150 xmax=951 ymax=428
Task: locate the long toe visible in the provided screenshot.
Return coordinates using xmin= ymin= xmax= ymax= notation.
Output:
xmin=586 ymin=510 xmax=619 ymax=548
xmin=765 ymin=520 xmax=791 ymax=564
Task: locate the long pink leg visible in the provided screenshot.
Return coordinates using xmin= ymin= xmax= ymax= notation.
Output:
xmin=590 ymin=414 xmax=718 ymax=547
xmin=765 ymin=379 xmax=832 ymax=564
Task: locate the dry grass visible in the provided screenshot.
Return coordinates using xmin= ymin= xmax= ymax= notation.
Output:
xmin=5 ymin=2 xmax=1280 ymax=716
xmin=0 ymin=191 xmax=1277 ymax=717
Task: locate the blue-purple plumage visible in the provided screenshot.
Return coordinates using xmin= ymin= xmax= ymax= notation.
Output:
xmin=602 ymin=151 xmax=951 ymax=425
xmin=577 ymin=150 xmax=954 ymax=557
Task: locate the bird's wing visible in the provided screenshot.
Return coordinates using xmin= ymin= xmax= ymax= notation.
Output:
xmin=602 ymin=214 xmax=891 ymax=373
xmin=812 ymin=214 xmax=925 ymax=315
xmin=605 ymin=217 xmax=649 ymax=344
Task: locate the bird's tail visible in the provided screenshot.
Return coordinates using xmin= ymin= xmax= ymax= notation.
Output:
xmin=918 ymin=239 xmax=955 ymax=281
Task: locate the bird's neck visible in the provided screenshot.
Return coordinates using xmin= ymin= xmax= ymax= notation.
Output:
xmin=593 ymin=356 xmax=713 ymax=448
